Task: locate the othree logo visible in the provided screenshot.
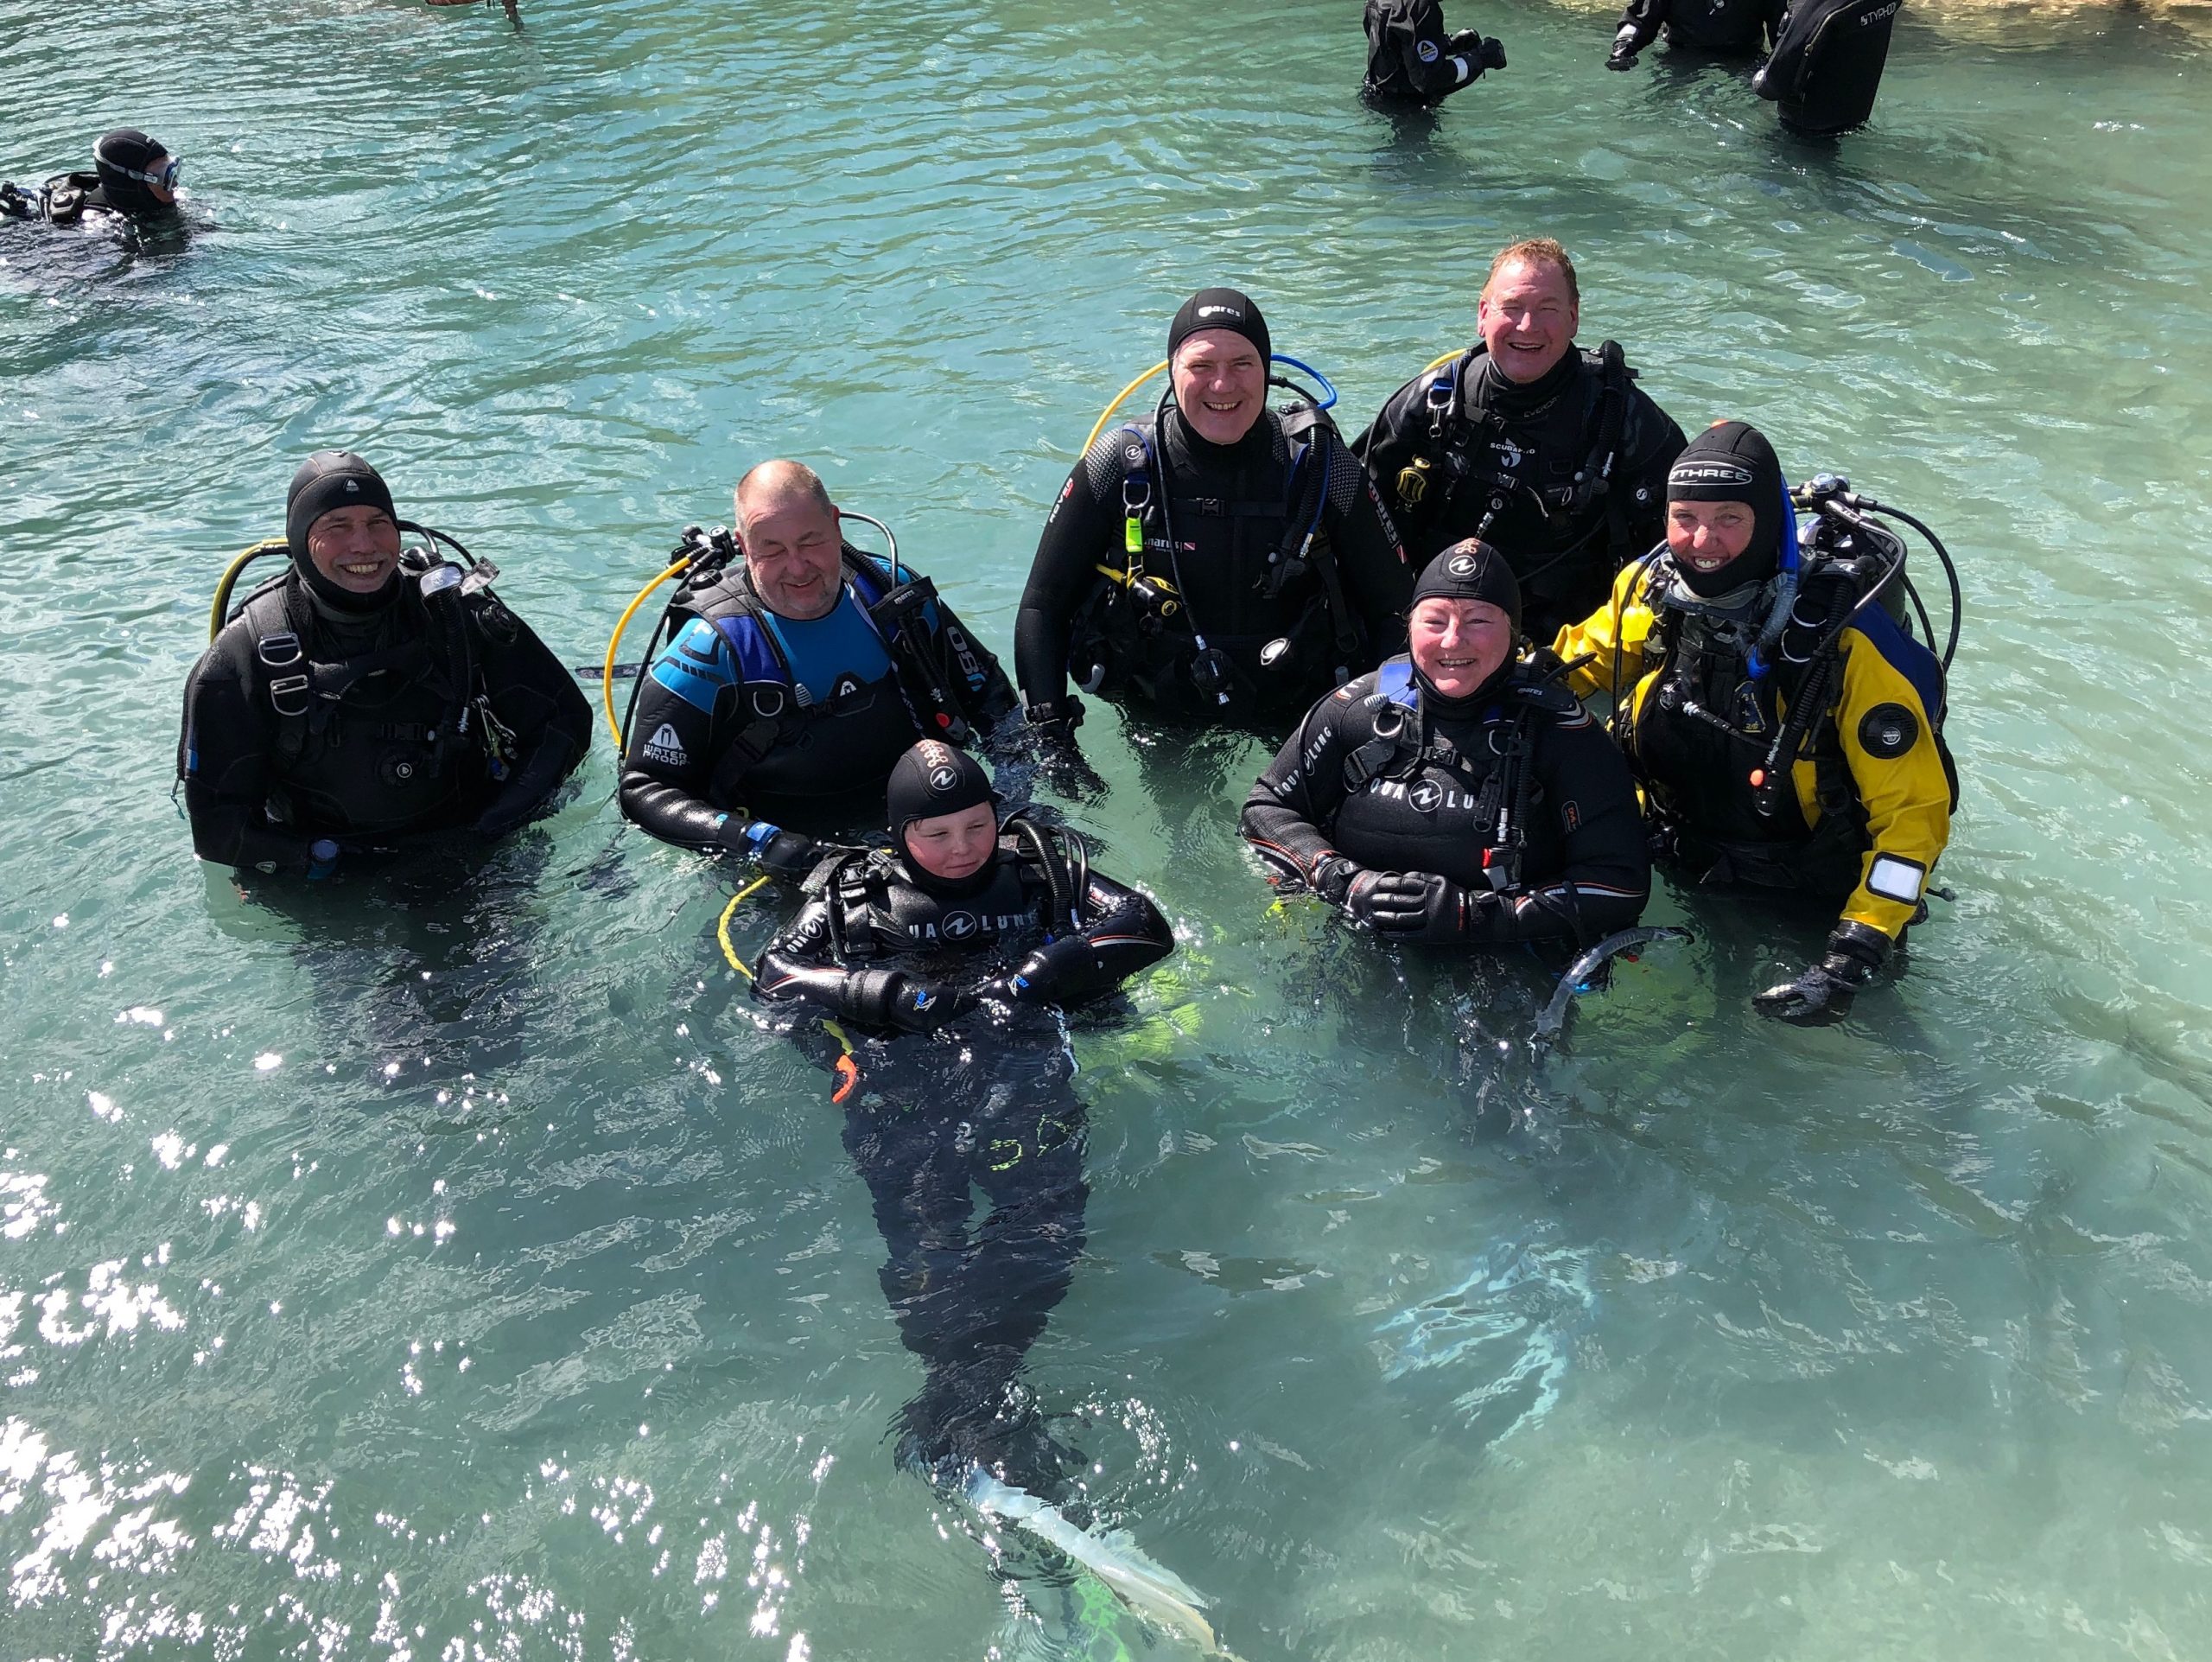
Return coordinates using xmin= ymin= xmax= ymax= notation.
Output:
xmin=1408 ymin=780 xmax=1445 ymax=813
xmin=941 ymin=912 xmax=978 ymax=940
xmin=929 ymin=764 xmax=960 ymax=793
xmin=643 ymin=723 xmax=687 ymax=766
xmin=1446 ymin=552 xmax=1478 ymax=578
xmin=1671 ymin=462 xmax=1755 ymax=487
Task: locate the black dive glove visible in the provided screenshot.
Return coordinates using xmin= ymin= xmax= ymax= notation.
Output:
xmin=1606 ymin=24 xmax=1643 ymax=69
xmin=1753 ymin=921 xmax=1890 ymax=1025
xmin=734 ymin=819 xmax=824 ymax=881
xmin=1022 ymin=698 xmax=1103 ymax=795
xmin=1309 ymin=854 xmax=1366 ymax=907
xmin=841 ymin=970 xmax=975 ymax=1035
xmin=474 ymin=736 xmax=577 ymax=840
xmin=1476 ymin=34 xmax=1509 ymax=70
xmin=1349 ymin=870 xmax=1491 ymax=943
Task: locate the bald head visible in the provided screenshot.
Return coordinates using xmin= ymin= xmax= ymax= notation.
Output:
xmin=734 ymin=460 xmax=843 ymax=621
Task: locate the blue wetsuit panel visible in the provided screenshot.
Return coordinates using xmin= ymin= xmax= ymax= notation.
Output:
xmin=762 ymin=591 xmax=894 ymax=705
xmin=649 ymin=618 xmax=741 ymax=713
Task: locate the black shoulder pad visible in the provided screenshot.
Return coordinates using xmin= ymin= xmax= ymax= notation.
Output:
xmin=1509 ymin=677 xmax=1585 ymax=720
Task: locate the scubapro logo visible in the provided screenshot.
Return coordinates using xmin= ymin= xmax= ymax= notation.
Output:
xmin=643 ymin=723 xmax=687 ymax=767
xmin=1491 ymin=437 xmax=1522 ymax=469
xmin=941 ymin=912 xmax=978 ymax=940
xmin=1408 ymin=780 xmax=1445 ymax=813
xmin=928 ymin=764 xmax=960 ymax=793
xmin=1446 ymin=552 xmax=1478 ymax=578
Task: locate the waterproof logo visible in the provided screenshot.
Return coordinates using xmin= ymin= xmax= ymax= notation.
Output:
xmin=1408 ymin=780 xmax=1446 ymax=813
xmin=928 ymin=764 xmax=960 ymax=793
xmin=1669 ymin=462 xmax=1756 ymax=487
xmin=941 ymin=911 xmax=978 ymax=940
xmin=1446 ymin=551 xmax=1479 ymax=578
xmin=830 ymin=673 xmax=863 ymax=702
xmin=644 ymin=723 xmax=687 ymax=767
xmin=345 ymin=480 xmax=359 ymax=494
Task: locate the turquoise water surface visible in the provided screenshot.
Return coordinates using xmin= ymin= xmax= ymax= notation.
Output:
xmin=7 ymin=1 xmax=2212 ymax=1657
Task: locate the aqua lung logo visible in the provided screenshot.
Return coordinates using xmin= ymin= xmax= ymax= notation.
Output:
xmin=940 ymin=912 xmax=978 ymax=940
xmin=929 ymin=764 xmax=960 ymax=793
xmin=1446 ymin=551 xmax=1479 ymax=578
xmin=644 ymin=723 xmax=687 ymax=766
xmin=1408 ymin=780 xmax=1446 ymax=813
xmin=1123 ymin=443 xmax=1147 ymax=467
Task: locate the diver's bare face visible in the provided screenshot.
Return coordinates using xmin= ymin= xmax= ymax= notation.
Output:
xmin=1668 ymin=500 xmax=1757 ymax=578
xmin=1171 ymin=330 xmax=1267 ymax=447
xmin=740 ymin=490 xmax=844 ymax=621
xmin=1477 ymin=258 xmax=1578 ymax=385
xmin=903 ymin=803 xmax=998 ymax=882
xmin=1409 ymin=596 xmax=1514 ymax=699
xmin=306 ymin=506 xmax=401 ymax=594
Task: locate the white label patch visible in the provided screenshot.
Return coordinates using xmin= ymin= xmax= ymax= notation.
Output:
xmin=644 ymin=723 xmax=688 ymax=767
xmin=1866 ymin=854 xmax=1926 ymax=905
xmin=1416 ymin=38 xmax=1440 ymax=60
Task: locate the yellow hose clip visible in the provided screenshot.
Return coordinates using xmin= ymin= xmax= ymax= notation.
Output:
xmin=207 ymin=539 xmax=291 ymax=642
xmin=601 ymin=557 xmax=694 ymax=751
xmin=1124 ymin=515 xmax=1143 ymax=556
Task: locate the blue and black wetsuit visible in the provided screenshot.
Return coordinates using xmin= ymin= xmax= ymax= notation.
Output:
xmin=620 ymin=550 xmax=1015 ymax=852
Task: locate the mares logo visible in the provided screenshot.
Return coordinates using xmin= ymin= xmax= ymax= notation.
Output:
xmin=1195 ymin=303 xmax=1244 ymax=322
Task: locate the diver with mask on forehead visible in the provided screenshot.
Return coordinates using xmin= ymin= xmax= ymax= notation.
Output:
xmin=1550 ymin=420 xmax=1957 ymax=1023
xmin=2 ymin=129 xmax=185 ymax=234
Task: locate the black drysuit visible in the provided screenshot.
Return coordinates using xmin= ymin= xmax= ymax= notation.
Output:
xmin=180 ymin=568 xmax=590 ymax=875
xmin=1363 ymin=0 xmax=1490 ymax=105
xmin=753 ymin=835 xmax=1173 ymax=1481
xmin=1242 ymin=659 xmax=1649 ymax=946
xmin=1611 ymin=0 xmax=1783 ymax=56
xmin=1016 ymin=407 xmax=1411 ymax=723
xmin=1355 ymin=345 xmax=1685 ymax=641
xmin=1754 ymin=0 xmax=1901 ymax=135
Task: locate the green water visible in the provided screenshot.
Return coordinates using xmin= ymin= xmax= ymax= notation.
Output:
xmin=7 ymin=1 xmax=2212 ymax=1656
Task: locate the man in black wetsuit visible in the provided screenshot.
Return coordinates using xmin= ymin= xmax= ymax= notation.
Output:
xmin=1355 ymin=238 xmax=1686 ymax=643
xmin=181 ymin=452 xmax=592 ymax=878
xmin=1243 ymin=541 xmax=1649 ymax=946
xmin=1605 ymin=0 xmax=1783 ymax=68
xmin=1752 ymin=0 xmax=1902 ymax=135
xmin=753 ymin=742 xmax=1173 ymax=1481
xmin=620 ymin=460 xmax=1016 ymax=878
xmin=2 ymin=129 xmax=183 ymax=233
xmin=1363 ymin=0 xmax=1508 ymax=107
xmin=1015 ymin=288 xmax=1411 ymax=755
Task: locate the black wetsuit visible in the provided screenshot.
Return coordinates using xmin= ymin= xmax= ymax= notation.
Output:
xmin=753 ymin=832 xmax=1173 ymax=1480
xmin=0 ymin=172 xmax=151 ymax=232
xmin=620 ymin=551 xmax=1015 ymax=850
xmin=1363 ymin=0 xmax=1491 ymax=105
xmin=181 ymin=566 xmax=591 ymax=875
xmin=1611 ymin=0 xmax=1783 ymax=56
xmin=1242 ymin=657 xmax=1649 ymax=945
xmin=1016 ymin=406 xmax=1411 ymax=724
xmin=1754 ymin=0 xmax=1900 ymax=134
xmin=1354 ymin=346 xmax=1685 ymax=641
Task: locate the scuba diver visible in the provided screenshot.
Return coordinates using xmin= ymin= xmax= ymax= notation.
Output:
xmin=620 ymin=460 xmax=1017 ymax=879
xmin=1753 ymin=0 xmax=1903 ymax=136
xmin=1549 ymin=420 xmax=1956 ymax=1023
xmin=751 ymin=740 xmax=1173 ymax=1483
xmin=1 ymin=129 xmax=183 ymax=233
xmin=1014 ymin=288 xmax=1411 ymax=758
xmin=1605 ymin=0 xmax=1782 ymax=69
xmin=180 ymin=452 xmax=592 ymax=879
xmin=1243 ymin=541 xmax=1649 ymax=946
xmin=1363 ymin=0 xmax=1510 ymax=107
xmin=1354 ymin=239 xmax=1687 ymax=644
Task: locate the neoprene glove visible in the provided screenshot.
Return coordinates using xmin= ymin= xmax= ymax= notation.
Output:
xmin=737 ymin=820 xmax=824 ymax=882
xmin=1606 ymin=24 xmax=1643 ymax=68
xmin=1477 ymin=35 xmax=1509 ymax=70
xmin=474 ymin=735 xmax=576 ymax=840
xmin=841 ymin=970 xmax=973 ymax=1034
xmin=1310 ymin=854 xmax=1366 ymax=907
xmin=1753 ymin=921 xmax=1889 ymax=1025
xmin=1351 ymin=870 xmax=1488 ymax=943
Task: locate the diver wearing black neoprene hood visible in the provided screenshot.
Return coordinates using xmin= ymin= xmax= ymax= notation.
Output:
xmin=1 ymin=129 xmax=184 ymax=232
xmin=1015 ymin=288 xmax=1412 ymax=751
xmin=1243 ymin=541 xmax=1649 ymax=946
xmin=181 ymin=451 xmax=592 ymax=877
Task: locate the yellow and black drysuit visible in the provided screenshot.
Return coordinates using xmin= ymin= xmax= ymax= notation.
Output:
xmin=1552 ymin=421 xmax=1954 ymax=1022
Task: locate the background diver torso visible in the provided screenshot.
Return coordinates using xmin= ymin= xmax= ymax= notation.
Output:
xmin=1362 ymin=0 xmax=1506 ymax=107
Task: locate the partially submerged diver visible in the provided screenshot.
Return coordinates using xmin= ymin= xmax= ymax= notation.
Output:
xmin=1606 ymin=0 xmax=1781 ymax=68
xmin=1015 ymin=288 xmax=1410 ymax=757
xmin=620 ymin=460 xmax=1016 ymax=878
xmin=180 ymin=451 xmax=591 ymax=877
xmin=752 ymin=741 xmax=1173 ymax=1482
xmin=2 ymin=129 xmax=183 ymax=233
xmin=1753 ymin=0 xmax=1902 ymax=136
xmin=1363 ymin=0 xmax=1509 ymax=107
xmin=1243 ymin=541 xmax=1649 ymax=946
xmin=1550 ymin=419 xmax=1955 ymax=1022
